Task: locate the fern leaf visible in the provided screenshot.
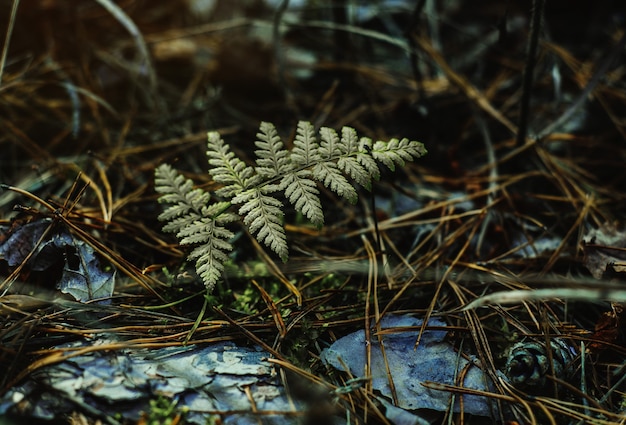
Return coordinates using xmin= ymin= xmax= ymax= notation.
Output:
xmin=372 ymin=138 xmax=427 ymax=171
xmin=155 ymin=164 xmax=209 ymax=213
xmin=183 ymin=211 xmax=237 ymax=290
xmin=155 ymin=164 xmax=209 ymax=226
xmin=158 ymin=203 xmax=195 ymax=223
xmin=354 ymin=138 xmax=381 ymax=181
xmin=236 ymin=188 xmax=288 ymax=260
xmin=206 ymin=131 xmax=261 ymax=196
xmin=281 ymin=170 xmax=324 ymax=227
xmin=155 ymin=163 xmax=238 ymax=290
xmin=176 ymin=203 xmax=236 ymax=245
xmin=319 ymin=127 xmax=343 ymax=159
xmin=291 ymin=121 xmax=320 ymax=166
xmin=162 ymin=214 xmax=200 ymax=234
xmin=156 ymin=121 xmax=426 ymax=292
xmin=337 ymin=157 xmax=372 ymax=189
xmin=312 ymin=161 xmax=358 ymax=203
xmin=340 ymin=126 xmax=360 ymax=154
xmin=255 ymin=121 xmax=290 ymax=178
xmin=189 ymin=237 xmax=231 ymax=291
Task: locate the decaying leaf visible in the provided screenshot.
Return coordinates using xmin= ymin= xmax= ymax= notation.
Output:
xmin=0 ymin=219 xmax=115 ymax=303
xmin=0 ymin=340 xmax=300 ymax=425
xmin=583 ymin=223 xmax=626 ymax=279
xmin=320 ymin=314 xmax=498 ymax=418
xmin=588 ymin=304 xmax=625 ymax=352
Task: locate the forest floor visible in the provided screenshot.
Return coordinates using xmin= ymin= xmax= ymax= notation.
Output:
xmin=1 ymin=1 xmax=626 ymax=424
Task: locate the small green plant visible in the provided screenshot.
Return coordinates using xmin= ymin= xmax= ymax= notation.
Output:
xmin=141 ymin=395 xmax=188 ymax=425
xmin=155 ymin=121 xmax=426 ymax=290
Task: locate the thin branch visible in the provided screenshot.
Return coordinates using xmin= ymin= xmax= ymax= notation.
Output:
xmin=0 ymin=0 xmax=20 ymax=85
xmin=516 ymin=0 xmax=545 ymax=145
xmin=538 ymin=29 xmax=626 ymax=139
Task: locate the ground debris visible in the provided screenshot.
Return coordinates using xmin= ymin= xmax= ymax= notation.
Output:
xmin=583 ymin=223 xmax=626 ymax=279
xmin=0 ymin=219 xmax=115 ymax=303
xmin=0 ymin=340 xmax=302 ymax=425
xmin=321 ymin=314 xmax=500 ymax=419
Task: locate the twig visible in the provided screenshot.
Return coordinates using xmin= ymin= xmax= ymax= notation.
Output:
xmin=93 ymin=0 xmax=159 ymax=109
xmin=516 ymin=0 xmax=545 ymax=145
xmin=273 ymin=0 xmax=289 ymax=91
xmin=405 ymin=0 xmax=428 ymax=101
xmin=0 ymin=0 xmax=20 ymax=85
xmin=415 ymin=36 xmax=518 ymax=135
xmin=538 ymin=30 xmax=626 ymax=139
xmin=473 ymin=107 xmax=499 ymax=256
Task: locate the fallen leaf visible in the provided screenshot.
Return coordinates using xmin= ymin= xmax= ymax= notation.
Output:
xmin=588 ymin=304 xmax=625 ymax=352
xmin=583 ymin=223 xmax=626 ymax=279
xmin=0 ymin=219 xmax=115 ymax=303
xmin=320 ymin=314 xmax=498 ymax=417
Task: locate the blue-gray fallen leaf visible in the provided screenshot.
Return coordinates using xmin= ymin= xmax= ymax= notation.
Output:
xmin=53 ymin=230 xmax=116 ymax=303
xmin=320 ymin=314 xmax=498 ymax=417
xmin=0 ymin=340 xmax=302 ymax=425
xmin=0 ymin=220 xmax=115 ymax=303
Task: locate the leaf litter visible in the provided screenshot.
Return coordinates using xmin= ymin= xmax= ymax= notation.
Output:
xmin=321 ymin=314 xmax=499 ymax=416
xmin=0 ymin=219 xmax=115 ymax=303
xmin=1 ymin=0 xmax=626 ymax=424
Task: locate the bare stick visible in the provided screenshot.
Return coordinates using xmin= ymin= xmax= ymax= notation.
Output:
xmin=516 ymin=0 xmax=545 ymax=145
xmin=0 ymin=0 xmax=20 ymax=85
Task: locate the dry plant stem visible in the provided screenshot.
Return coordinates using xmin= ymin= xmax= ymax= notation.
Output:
xmin=415 ymin=217 xmax=481 ymax=349
xmin=45 ymin=58 xmax=81 ymax=138
xmin=447 ymin=279 xmax=508 ymax=422
xmin=93 ymin=0 xmax=158 ymax=107
xmin=363 ymin=236 xmax=400 ymax=407
xmin=272 ymin=0 xmax=290 ymax=101
xmin=0 ymin=0 xmax=19 ymax=85
xmin=414 ymin=36 xmax=518 ymax=135
xmin=249 ymin=236 xmax=302 ymax=306
xmin=462 ymin=286 xmax=626 ymax=309
xmin=251 ymin=279 xmax=287 ymax=339
xmin=286 ymin=19 xmax=410 ymax=52
xmin=361 ymin=235 xmax=377 ymax=422
xmin=473 ymin=108 xmax=499 ymax=256
xmin=538 ymin=30 xmax=626 ymax=139
xmin=599 ymin=360 xmax=626 ymax=406
xmin=516 ymin=0 xmax=545 ymax=145
xmin=405 ymin=0 xmax=428 ymax=101
xmin=212 ymin=307 xmax=284 ymax=361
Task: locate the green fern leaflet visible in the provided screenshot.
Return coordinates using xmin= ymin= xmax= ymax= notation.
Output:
xmin=155 ymin=121 xmax=426 ymax=290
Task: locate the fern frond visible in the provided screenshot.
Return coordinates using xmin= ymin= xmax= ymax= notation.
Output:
xmin=155 ymin=164 xmax=209 ymax=226
xmin=340 ymin=126 xmax=360 ymax=154
xmin=206 ymin=131 xmax=261 ymax=197
xmin=333 ymin=126 xmax=374 ymax=188
xmin=255 ymin=121 xmax=290 ymax=178
xmin=319 ymin=127 xmax=344 ymax=159
xmin=281 ymin=170 xmax=324 ymax=227
xmin=155 ymin=164 xmax=236 ymax=290
xmin=162 ymin=214 xmax=201 ymax=234
xmin=156 ymin=120 xmax=426 ymax=293
xmin=355 ymin=137 xmax=381 ymax=181
xmin=372 ymin=138 xmax=427 ymax=171
xmin=185 ymin=210 xmax=238 ymax=290
xmin=188 ymin=238 xmax=231 ymax=292
xmin=236 ymin=188 xmax=288 ymax=260
xmin=337 ymin=156 xmax=372 ymax=190
xmin=176 ymin=203 xmax=236 ymax=245
xmin=312 ymin=161 xmax=358 ymax=203
xmin=291 ymin=121 xmax=320 ymax=166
